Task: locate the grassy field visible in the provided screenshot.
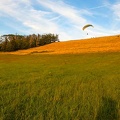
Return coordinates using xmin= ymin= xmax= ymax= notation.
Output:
xmin=8 ymin=35 xmax=120 ymax=55
xmin=0 ymin=52 xmax=120 ymax=120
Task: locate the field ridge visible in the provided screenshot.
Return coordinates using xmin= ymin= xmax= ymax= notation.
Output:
xmin=4 ymin=35 xmax=120 ymax=55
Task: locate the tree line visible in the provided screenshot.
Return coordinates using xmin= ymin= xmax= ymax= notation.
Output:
xmin=0 ymin=33 xmax=59 ymax=52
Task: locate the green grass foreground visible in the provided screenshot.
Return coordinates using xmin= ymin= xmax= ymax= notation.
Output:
xmin=0 ymin=53 xmax=120 ymax=120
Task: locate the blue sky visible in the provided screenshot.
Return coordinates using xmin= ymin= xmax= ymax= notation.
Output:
xmin=0 ymin=0 xmax=120 ymax=41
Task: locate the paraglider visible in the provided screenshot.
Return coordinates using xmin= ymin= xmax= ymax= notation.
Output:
xmin=82 ymin=24 xmax=94 ymax=35
xmin=82 ymin=24 xmax=94 ymax=30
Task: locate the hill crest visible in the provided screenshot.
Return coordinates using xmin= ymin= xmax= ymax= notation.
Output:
xmin=6 ymin=35 xmax=120 ymax=55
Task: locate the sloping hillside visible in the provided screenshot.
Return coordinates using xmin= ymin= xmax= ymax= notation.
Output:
xmin=8 ymin=35 xmax=120 ymax=55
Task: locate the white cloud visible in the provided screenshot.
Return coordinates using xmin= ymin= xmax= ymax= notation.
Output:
xmin=37 ymin=0 xmax=93 ymax=40
xmin=112 ymin=3 xmax=120 ymax=20
xmin=105 ymin=2 xmax=120 ymax=34
xmin=37 ymin=0 xmax=87 ymax=25
xmin=0 ymin=0 xmax=120 ymax=41
xmin=0 ymin=1 xmax=58 ymax=33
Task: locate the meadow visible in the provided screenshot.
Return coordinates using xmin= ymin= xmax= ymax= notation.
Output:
xmin=9 ymin=35 xmax=120 ymax=55
xmin=0 ymin=52 xmax=120 ymax=120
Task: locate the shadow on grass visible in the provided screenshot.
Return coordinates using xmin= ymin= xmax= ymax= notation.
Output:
xmin=96 ymin=97 xmax=119 ymax=120
xmin=30 ymin=50 xmax=54 ymax=54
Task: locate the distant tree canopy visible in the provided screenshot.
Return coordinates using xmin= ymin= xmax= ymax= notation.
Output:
xmin=0 ymin=33 xmax=59 ymax=52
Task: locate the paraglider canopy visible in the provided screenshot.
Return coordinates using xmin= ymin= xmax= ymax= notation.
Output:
xmin=82 ymin=24 xmax=94 ymax=31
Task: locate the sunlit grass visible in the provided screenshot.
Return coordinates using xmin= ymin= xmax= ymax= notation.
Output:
xmin=0 ymin=53 xmax=120 ymax=120
xmin=7 ymin=35 xmax=120 ymax=55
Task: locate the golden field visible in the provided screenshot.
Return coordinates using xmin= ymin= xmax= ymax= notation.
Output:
xmin=5 ymin=35 xmax=120 ymax=55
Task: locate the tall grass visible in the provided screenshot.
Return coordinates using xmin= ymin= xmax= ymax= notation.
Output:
xmin=0 ymin=53 xmax=120 ymax=120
